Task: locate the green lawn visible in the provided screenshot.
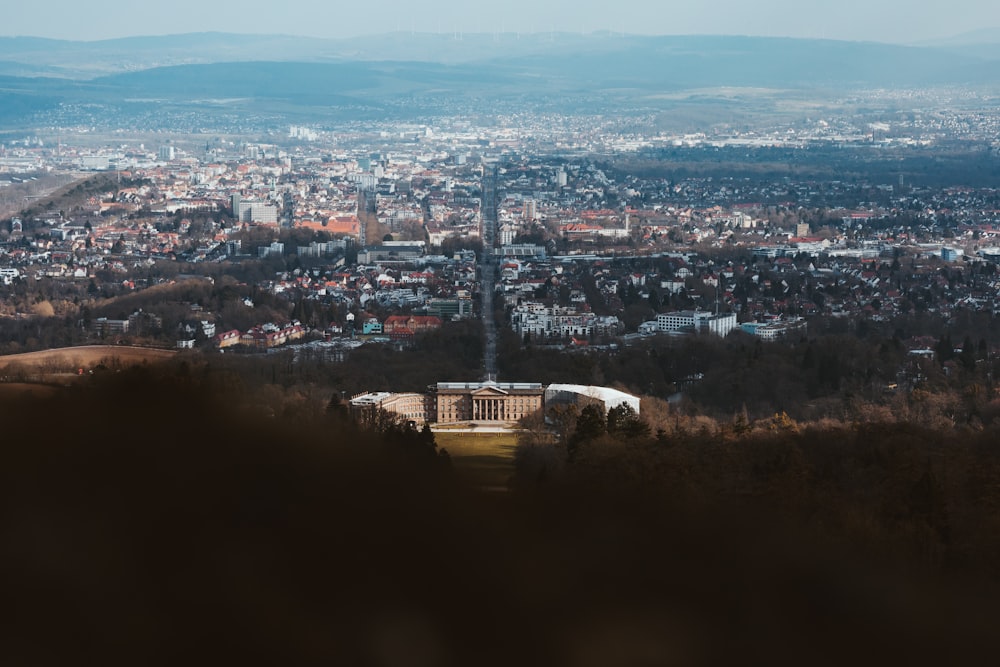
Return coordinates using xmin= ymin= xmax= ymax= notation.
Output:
xmin=434 ymin=431 xmax=520 ymax=490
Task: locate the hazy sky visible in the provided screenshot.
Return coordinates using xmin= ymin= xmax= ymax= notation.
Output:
xmin=3 ymin=0 xmax=999 ymax=44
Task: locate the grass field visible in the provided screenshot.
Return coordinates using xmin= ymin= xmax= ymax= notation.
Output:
xmin=434 ymin=430 xmax=521 ymax=490
xmin=0 ymin=345 xmax=176 ymax=373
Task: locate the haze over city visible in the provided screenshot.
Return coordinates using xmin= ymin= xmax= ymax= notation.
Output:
xmin=3 ymin=0 xmax=1000 ymax=44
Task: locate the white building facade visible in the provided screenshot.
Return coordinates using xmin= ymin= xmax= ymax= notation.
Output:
xmin=656 ymin=310 xmax=737 ymax=337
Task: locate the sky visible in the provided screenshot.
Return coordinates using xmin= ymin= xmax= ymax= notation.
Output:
xmin=3 ymin=0 xmax=999 ymax=44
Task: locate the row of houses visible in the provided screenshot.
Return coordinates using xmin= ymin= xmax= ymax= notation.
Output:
xmin=212 ymin=323 xmax=306 ymax=349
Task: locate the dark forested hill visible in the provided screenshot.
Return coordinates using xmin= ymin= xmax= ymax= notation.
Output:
xmin=2 ymin=359 xmax=1000 ymax=665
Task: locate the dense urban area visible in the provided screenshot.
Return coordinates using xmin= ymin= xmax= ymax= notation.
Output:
xmin=4 ymin=109 xmax=1000 ymax=421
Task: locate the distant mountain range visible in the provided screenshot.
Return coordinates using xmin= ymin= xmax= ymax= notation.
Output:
xmin=2 ymin=31 xmax=1000 ymax=80
xmin=0 ymin=32 xmax=998 ymax=128
xmin=916 ymin=27 xmax=1000 ymax=59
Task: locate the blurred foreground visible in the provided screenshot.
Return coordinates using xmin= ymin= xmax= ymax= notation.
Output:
xmin=2 ymin=367 xmax=999 ymax=665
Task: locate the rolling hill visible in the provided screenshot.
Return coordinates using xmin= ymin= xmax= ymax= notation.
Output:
xmin=0 ymin=32 xmax=998 ymax=128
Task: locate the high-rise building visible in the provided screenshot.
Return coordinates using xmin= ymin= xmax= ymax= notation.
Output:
xmin=523 ymin=199 xmax=536 ymax=221
xmin=246 ymin=203 xmax=279 ymax=224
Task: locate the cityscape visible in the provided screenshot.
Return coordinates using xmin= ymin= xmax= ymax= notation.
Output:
xmin=5 ymin=17 xmax=1000 ymax=664
xmin=4 ymin=110 xmax=1000 ymax=397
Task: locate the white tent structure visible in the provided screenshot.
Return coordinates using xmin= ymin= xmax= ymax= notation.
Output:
xmin=544 ymin=384 xmax=640 ymax=415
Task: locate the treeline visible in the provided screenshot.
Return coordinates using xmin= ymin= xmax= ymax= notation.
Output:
xmin=207 ymin=319 xmax=485 ymax=396
xmin=325 ymin=319 xmax=484 ymax=393
xmin=618 ymin=144 xmax=1000 ymax=188
xmin=3 ymin=365 xmax=1000 ymax=664
xmin=96 ymin=320 xmax=486 ymax=414
xmin=0 ymin=314 xmax=90 ymax=355
xmin=0 ymin=274 xmax=291 ymax=352
xmin=88 ymin=275 xmax=294 ymax=337
xmin=500 ymin=327 xmax=1000 ymax=425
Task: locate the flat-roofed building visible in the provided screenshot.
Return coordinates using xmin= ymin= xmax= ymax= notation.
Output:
xmin=426 ymin=297 xmax=473 ymax=320
xmin=656 ymin=310 xmax=736 ymax=337
xmin=740 ymin=318 xmax=807 ymax=341
xmin=357 ymin=242 xmax=425 ymax=264
xmin=93 ymin=317 xmax=129 ymax=335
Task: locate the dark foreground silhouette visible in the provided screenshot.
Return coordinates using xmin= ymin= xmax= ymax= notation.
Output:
xmin=2 ymin=369 xmax=999 ymax=666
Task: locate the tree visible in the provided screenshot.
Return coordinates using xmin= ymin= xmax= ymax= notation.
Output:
xmin=325 ymin=394 xmax=349 ymax=421
xmin=607 ymin=403 xmax=651 ymax=441
xmin=567 ymin=403 xmax=606 ymax=461
xmin=359 ymin=407 xmax=405 ymax=434
xmin=935 ymin=333 xmax=955 ymax=365
xmin=647 ymin=288 xmax=661 ymax=311
xmin=516 ymin=409 xmax=552 ymax=448
xmin=419 ymin=423 xmax=436 ymax=451
xmin=960 ymin=336 xmax=977 ymax=372
xmin=545 ymin=403 xmax=579 ymax=444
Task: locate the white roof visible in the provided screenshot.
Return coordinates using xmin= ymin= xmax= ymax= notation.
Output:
xmin=544 ymin=384 xmax=640 ymax=414
xmin=350 ymin=392 xmax=393 ymax=406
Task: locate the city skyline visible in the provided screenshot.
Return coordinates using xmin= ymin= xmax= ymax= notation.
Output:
xmin=2 ymin=0 xmax=1000 ymax=45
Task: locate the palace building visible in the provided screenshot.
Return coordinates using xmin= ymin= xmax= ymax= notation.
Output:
xmin=349 ymin=391 xmax=433 ymax=424
xmin=349 ymin=382 xmax=638 ymax=426
xmin=433 ymin=381 xmax=544 ymax=424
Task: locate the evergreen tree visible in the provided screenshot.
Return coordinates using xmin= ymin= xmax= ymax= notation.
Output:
xmin=607 ymin=404 xmax=651 ymax=440
xmin=961 ymin=336 xmax=976 ymax=372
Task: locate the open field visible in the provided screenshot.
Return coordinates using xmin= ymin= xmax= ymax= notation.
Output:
xmin=0 ymin=345 xmax=177 ymax=373
xmin=433 ymin=430 xmax=520 ymax=490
